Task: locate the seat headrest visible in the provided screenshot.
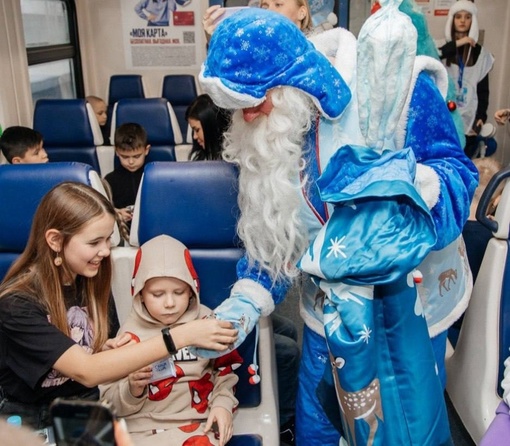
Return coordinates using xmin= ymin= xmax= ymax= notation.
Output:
xmin=33 ymin=99 xmax=103 ymax=146
xmin=0 ymin=162 xmax=93 ymax=251
xmin=112 ymin=98 xmax=183 ymax=145
xmin=162 ymin=75 xmax=197 ymax=105
xmin=132 ymin=161 xmax=239 ymax=248
xmin=108 ymin=74 xmax=145 ymax=105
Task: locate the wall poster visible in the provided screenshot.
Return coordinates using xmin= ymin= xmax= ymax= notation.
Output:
xmin=121 ymin=0 xmax=201 ymax=69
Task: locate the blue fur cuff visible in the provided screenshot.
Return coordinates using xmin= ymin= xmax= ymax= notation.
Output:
xmin=236 ymin=256 xmax=291 ymax=304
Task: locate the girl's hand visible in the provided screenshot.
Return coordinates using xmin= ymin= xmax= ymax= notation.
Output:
xmin=114 ymin=419 xmax=134 ymax=446
xmin=202 ymin=5 xmax=224 ymax=42
xmin=182 ymin=318 xmax=238 ymax=351
xmin=204 ymin=407 xmax=233 ymax=446
xmin=128 ymin=365 xmax=152 ymax=397
xmin=456 ymin=36 xmax=475 ymax=47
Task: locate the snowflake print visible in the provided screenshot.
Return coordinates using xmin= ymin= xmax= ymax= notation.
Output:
xmin=241 ymin=40 xmax=250 ymax=51
xmin=326 ymin=236 xmax=347 ymax=258
xmin=359 ymin=324 xmax=372 ymax=344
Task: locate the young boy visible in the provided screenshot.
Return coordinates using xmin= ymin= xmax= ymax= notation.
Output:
xmin=100 ymin=235 xmax=239 ymax=446
xmin=0 ymin=126 xmax=48 ymax=164
xmin=86 ymin=95 xmax=110 ymax=145
xmin=104 ymin=122 xmax=150 ymax=228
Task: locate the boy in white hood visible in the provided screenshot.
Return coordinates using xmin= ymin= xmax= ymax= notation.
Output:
xmin=100 ymin=235 xmax=239 ymax=446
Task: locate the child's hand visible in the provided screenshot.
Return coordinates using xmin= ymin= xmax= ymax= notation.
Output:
xmin=204 ymin=407 xmax=233 ymax=446
xmin=128 ymin=365 xmax=152 ymax=398
xmin=117 ymin=208 xmax=133 ymax=222
xmin=495 ymin=109 xmax=510 ymax=125
xmin=101 ymin=332 xmax=139 ymax=351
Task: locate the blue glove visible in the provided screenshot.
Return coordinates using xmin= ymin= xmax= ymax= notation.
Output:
xmin=189 ymin=278 xmax=275 ymax=358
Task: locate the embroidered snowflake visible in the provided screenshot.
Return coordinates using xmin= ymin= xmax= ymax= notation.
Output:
xmin=359 ymin=324 xmax=372 ymax=344
xmin=326 ymin=236 xmax=347 ymax=258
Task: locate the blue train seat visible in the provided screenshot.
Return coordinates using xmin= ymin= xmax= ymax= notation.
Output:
xmin=0 ymin=162 xmax=120 ymax=280
xmin=109 ymin=98 xmax=183 ymax=169
xmin=33 ymin=99 xmax=103 ymax=173
xmin=110 ymin=161 xmax=277 ymax=445
xmin=107 ymin=75 xmax=145 ymax=105
xmin=446 ymin=166 xmax=510 ymax=443
xmin=161 ymin=74 xmax=198 ymax=143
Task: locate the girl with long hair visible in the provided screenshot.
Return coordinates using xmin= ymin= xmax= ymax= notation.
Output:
xmin=0 ymin=182 xmax=237 ymax=429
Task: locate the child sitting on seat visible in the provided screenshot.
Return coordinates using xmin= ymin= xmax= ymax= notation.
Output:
xmin=0 ymin=126 xmax=48 ymax=164
xmin=86 ymin=95 xmax=110 ymax=145
xmin=100 ymin=235 xmax=239 ymax=446
xmin=104 ymin=123 xmax=150 ymax=235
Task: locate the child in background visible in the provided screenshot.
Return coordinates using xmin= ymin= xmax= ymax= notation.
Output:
xmin=0 ymin=126 xmax=48 ymax=164
xmin=185 ymin=94 xmax=230 ymax=161
xmin=86 ymin=95 xmax=110 ymax=145
xmin=439 ymin=1 xmax=494 ymax=158
xmin=104 ymin=123 xmax=150 ymax=232
xmin=100 ymin=235 xmax=239 ymax=446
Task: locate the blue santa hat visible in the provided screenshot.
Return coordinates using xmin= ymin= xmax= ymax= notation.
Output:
xmin=199 ymin=8 xmax=351 ymax=120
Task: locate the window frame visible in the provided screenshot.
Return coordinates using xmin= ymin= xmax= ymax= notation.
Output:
xmin=24 ymin=0 xmax=84 ymax=98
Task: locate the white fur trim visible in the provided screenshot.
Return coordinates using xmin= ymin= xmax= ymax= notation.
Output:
xmin=395 ymin=56 xmax=448 ymax=150
xmin=232 ymin=278 xmax=275 ymax=317
xmin=309 ymin=27 xmax=357 ymax=87
xmin=444 ymin=0 xmax=479 ymax=43
xmin=198 ymin=68 xmax=267 ymax=111
xmin=415 ymin=163 xmax=440 ymax=210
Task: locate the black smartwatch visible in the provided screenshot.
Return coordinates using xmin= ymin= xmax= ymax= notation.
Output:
xmin=161 ymin=327 xmax=178 ymax=355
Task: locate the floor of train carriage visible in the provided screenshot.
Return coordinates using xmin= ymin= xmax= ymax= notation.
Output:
xmin=275 ymin=284 xmax=477 ymax=446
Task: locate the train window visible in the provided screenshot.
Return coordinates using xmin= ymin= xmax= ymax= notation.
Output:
xmin=21 ymin=0 xmax=83 ymax=103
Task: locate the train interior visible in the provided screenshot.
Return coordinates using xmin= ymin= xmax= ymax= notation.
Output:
xmin=1 ymin=0 xmax=510 ymax=445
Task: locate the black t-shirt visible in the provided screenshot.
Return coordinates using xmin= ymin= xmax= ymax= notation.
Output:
xmin=104 ymin=164 xmax=144 ymax=210
xmin=0 ymin=287 xmax=116 ymax=404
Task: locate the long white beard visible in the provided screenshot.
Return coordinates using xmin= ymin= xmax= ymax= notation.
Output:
xmin=222 ymin=88 xmax=314 ymax=282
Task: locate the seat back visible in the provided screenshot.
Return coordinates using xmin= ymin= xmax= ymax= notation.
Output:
xmin=111 ymin=98 xmax=182 ymax=163
xmin=446 ymin=166 xmax=510 ymax=443
xmin=107 ymin=74 xmax=145 ymax=105
xmin=33 ymin=99 xmax=103 ymax=172
xmin=0 ymin=162 xmax=119 ymax=280
xmin=161 ymin=74 xmax=197 ymax=143
xmin=110 ymin=161 xmax=278 ymax=443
